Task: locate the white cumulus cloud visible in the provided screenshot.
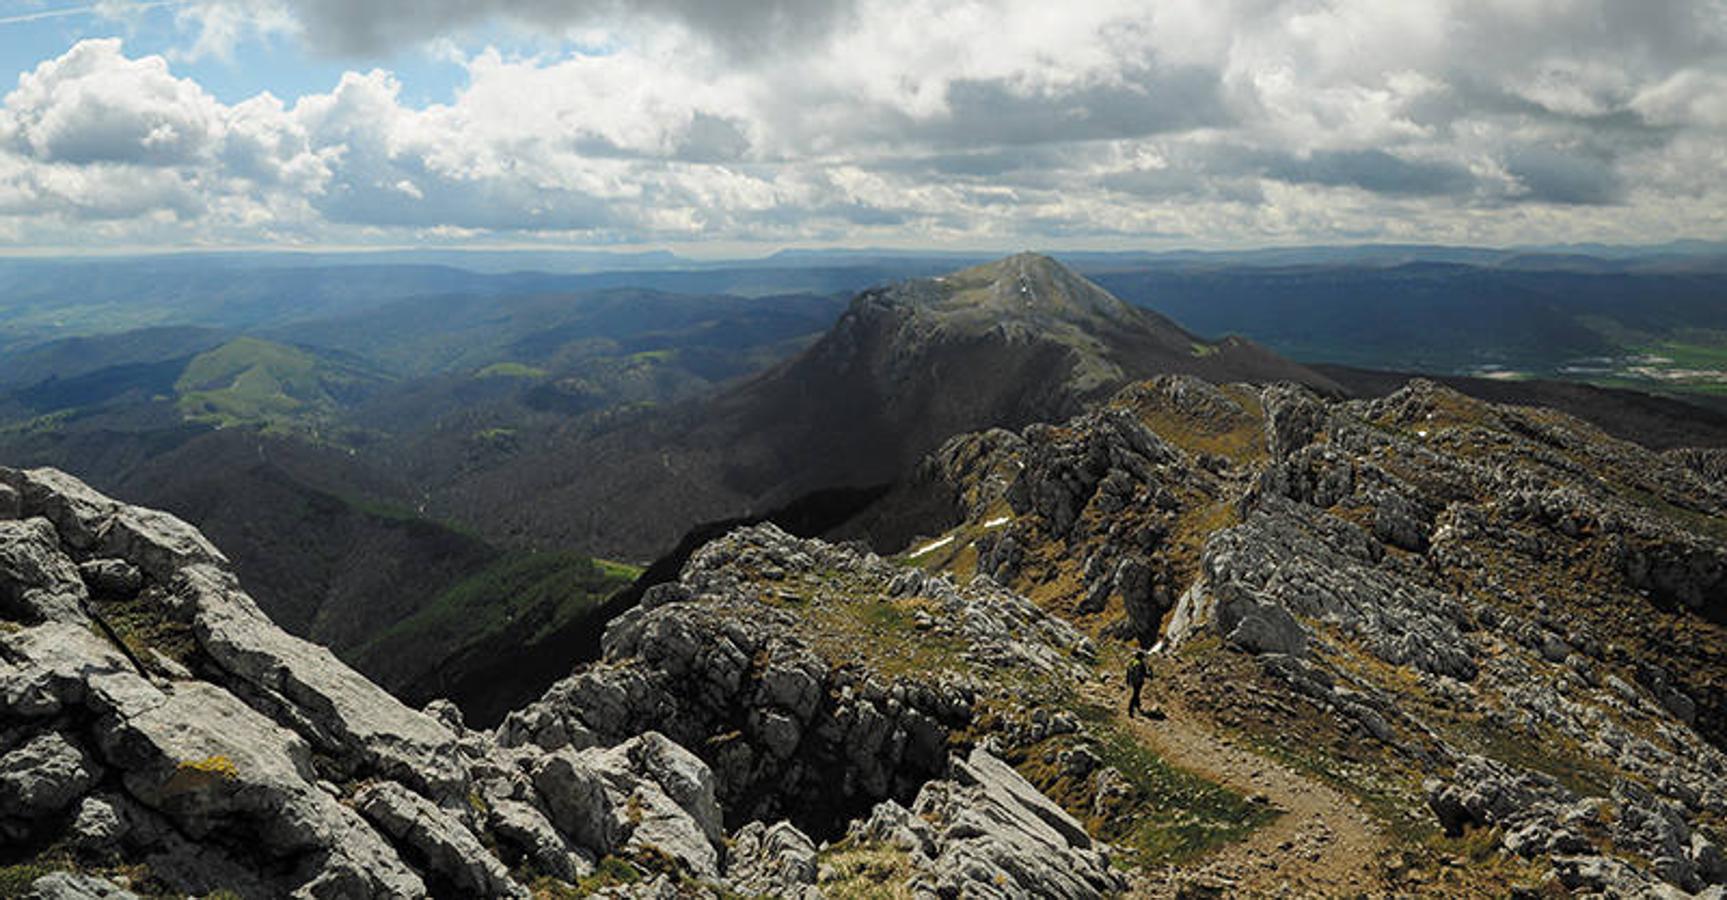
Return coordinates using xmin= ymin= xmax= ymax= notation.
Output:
xmin=0 ymin=0 xmax=1724 ymax=249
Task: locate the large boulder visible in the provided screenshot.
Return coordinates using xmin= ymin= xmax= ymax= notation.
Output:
xmin=0 ymin=730 xmax=101 ymax=839
xmin=531 ymin=732 xmax=724 ymax=878
xmin=521 ymin=728 xmax=718 ymax=877
xmin=0 ymin=517 xmax=89 ymax=625
xmin=174 ymin=563 xmax=467 ymax=798
xmin=95 ymin=681 xmax=428 ymax=898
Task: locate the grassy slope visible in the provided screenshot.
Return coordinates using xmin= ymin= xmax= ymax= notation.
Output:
xmin=354 ymin=551 xmax=641 ymax=692
xmin=175 ymin=337 xmax=382 ymax=432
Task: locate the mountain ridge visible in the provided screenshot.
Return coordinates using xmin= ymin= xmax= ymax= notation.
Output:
xmin=436 ymin=253 xmax=1341 ymax=559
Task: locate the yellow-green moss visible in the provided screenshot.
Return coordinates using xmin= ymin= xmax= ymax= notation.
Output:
xmin=816 ymin=842 xmax=918 ymax=900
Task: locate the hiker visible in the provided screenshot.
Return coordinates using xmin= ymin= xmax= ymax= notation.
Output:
xmin=1126 ymin=649 xmax=1148 ymax=718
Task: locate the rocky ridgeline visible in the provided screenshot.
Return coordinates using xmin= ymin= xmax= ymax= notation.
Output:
xmin=0 ymin=467 xmax=1121 ymax=898
xmin=909 ymin=375 xmax=1727 ymax=896
xmin=500 ymin=523 xmax=1107 ymax=837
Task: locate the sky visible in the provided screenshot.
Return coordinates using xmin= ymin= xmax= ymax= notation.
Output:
xmin=0 ymin=0 xmax=1724 ymax=254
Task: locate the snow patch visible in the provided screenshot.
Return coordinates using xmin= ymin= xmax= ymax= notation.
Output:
xmin=908 ymin=535 xmax=956 ymax=558
xmin=983 ymin=516 xmax=1011 ymax=528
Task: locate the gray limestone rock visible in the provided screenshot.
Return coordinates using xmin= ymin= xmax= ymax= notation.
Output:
xmin=356 ymin=781 xmax=527 ymax=898
xmin=0 ymin=730 xmax=101 ymax=831
xmin=1169 ymin=496 xmax=1476 ymax=681
xmin=69 ymin=794 xmax=128 ymax=858
xmin=904 ymin=748 xmax=1124 ymax=899
xmin=175 ymin=563 xmax=466 ymax=798
xmin=77 ymin=559 xmax=143 ymax=599
xmin=532 ymin=732 xmax=724 ymax=878
xmin=0 ymin=517 xmax=89 ymax=625
xmin=488 ymin=797 xmax=594 ymax=882
xmin=1263 ymin=383 xmax=1330 ymax=460
xmin=502 ymin=525 xmax=1058 ymax=834
xmin=953 ymin=746 xmax=1092 ymax=850
xmin=0 ymin=467 xmax=227 ymax=579
xmin=727 ymin=820 xmax=821 ymax=897
xmin=26 ymin=872 xmax=140 ymax=900
xmin=94 ymin=680 xmax=428 ymax=898
xmin=847 ymin=798 xmax=937 ymax=857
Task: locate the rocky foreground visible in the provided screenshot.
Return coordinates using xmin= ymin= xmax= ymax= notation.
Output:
xmin=902 ymin=375 xmax=1727 ymax=896
xmin=0 ymin=466 xmax=1119 ymax=898
xmin=6 ymin=373 xmax=1727 ymax=898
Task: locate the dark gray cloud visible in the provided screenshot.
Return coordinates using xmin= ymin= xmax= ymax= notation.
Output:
xmin=1099 ymin=165 xmax=1264 ymax=204
xmin=1265 ymin=149 xmax=1478 ymax=197
xmin=1503 ymin=146 xmax=1625 ymax=205
xmin=285 ymin=0 xmax=856 ymax=57
xmin=922 ymin=65 xmax=1231 ymax=146
xmin=672 ymin=113 xmax=752 ymax=163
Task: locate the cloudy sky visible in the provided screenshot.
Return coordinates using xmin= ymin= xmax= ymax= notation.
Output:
xmin=0 ymin=0 xmax=1724 ymax=253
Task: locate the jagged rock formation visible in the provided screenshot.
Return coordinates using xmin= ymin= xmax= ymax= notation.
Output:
xmin=0 ymin=467 xmax=1123 ymax=898
xmin=847 ymin=747 xmax=1122 ymax=898
xmin=888 ymin=375 xmax=1727 ymax=895
xmin=500 ymin=523 xmax=1098 ymax=836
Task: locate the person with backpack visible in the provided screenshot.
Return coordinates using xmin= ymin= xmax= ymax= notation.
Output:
xmin=1126 ymin=649 xmax=1148 ymax=718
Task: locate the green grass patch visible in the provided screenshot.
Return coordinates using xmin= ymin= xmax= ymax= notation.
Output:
xmin=810 ymin=594 xmax=970 ymax=680
xmin=98 ymin=590 xmax=199 ymax=670
xmin=174 ymin=337 xmax=381 ymax=432
xmin=472 ymin=427 xmax=519 ymax=451
xmin=1644 ymin=336 xmax=1727 ymax=370
xmin=815 ymin=842 xmax=917 ymax=900
xmin=0 ymin=863 xmax=58 ymax=898
xmin=330 ymin=492 xmax=485 ymax=541
xmin=1454 ymin=719 xmax=1618 ymax=799
xmin=361 ymin=550 xmax=637 ymax=661
xmin=595 ymin=558 xmax=645 ymax=580
xmin=0 ymin=410 xmax=76 ymax=438
xmin=531 ymin=856 xmax=642 ymax=898
xmin=1035 ymin=704 xmax=1278 ymax=866
xmin=474 ymin=362 xmax=548 ymax=379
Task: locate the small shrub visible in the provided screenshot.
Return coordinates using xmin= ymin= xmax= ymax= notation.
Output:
xmin=0 ymin=863 xmax=56 ymax=899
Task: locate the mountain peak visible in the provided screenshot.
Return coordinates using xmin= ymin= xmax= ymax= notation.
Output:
xmin=877 ymin=248 xmax=1132 ymax=326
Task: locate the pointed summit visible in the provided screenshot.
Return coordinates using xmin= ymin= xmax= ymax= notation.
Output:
xmin=696 ymin=250 xmax=1342 ymax=513
xmin=876 ymin=251 xmax=1138 ymax=329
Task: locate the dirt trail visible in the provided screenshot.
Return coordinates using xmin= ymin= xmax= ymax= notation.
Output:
xmin=1089 ymin=685 xmax=1390 ymax=898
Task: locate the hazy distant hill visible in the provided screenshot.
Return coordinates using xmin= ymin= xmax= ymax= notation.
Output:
xmin=1089 ymin=262 xmax=1727 ymax=378
xmin=0 ymin=282 xmax=851 ymax=689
